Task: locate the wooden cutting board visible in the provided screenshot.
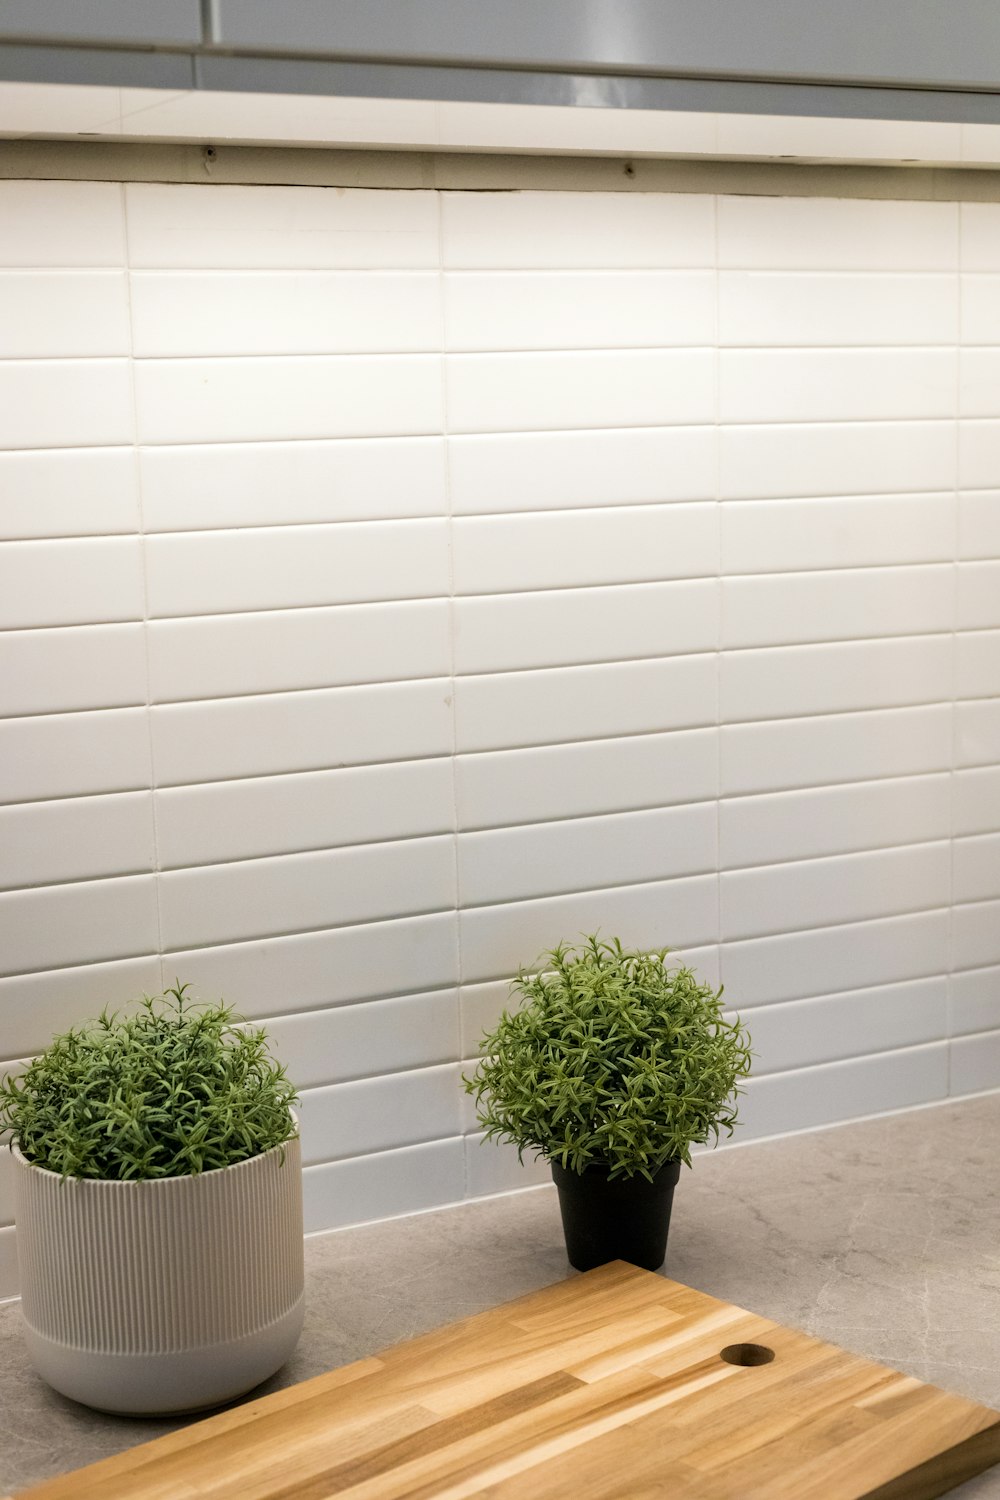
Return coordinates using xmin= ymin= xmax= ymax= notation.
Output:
xmin=17 ymin=1261 xmax=1000 ymax=1500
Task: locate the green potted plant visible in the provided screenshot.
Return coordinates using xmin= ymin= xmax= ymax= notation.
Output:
xmin=465 ymin=937 xmax=752 ymax=1272
xmin=0 ymin=983 xmax=304 ymax=1415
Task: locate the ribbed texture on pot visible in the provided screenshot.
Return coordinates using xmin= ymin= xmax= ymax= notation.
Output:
xmin=13 ymin=1135 xmax=303 ymax=1354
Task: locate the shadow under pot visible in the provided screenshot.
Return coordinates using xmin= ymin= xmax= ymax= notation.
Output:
xmin=11 ymin=1128 xmax=304 ymax=1416
xmin=550 ymin=1158 xmax=682 ymax=1273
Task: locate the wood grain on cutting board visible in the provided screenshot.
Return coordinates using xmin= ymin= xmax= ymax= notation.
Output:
xmin=16 ymin=1261 xmax=1000 ymax=1499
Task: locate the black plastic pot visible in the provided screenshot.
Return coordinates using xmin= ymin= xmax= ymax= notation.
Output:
xmin=550 ymin=1158 xmax=682 ymax=1272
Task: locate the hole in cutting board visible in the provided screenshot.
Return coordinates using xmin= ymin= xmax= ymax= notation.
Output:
xmin=719 ymin=1342 xmax=775 ymax=1367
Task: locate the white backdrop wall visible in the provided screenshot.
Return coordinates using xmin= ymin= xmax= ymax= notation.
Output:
xmin=1 ymin=178 xmax=999 ymax=1296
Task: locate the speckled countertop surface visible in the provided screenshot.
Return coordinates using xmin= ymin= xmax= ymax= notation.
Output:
xmin=2 ymin=1094 xmax=999 ymax=1498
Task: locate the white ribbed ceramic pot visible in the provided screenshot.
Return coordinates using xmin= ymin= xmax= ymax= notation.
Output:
xmin=12 ymin=1128 xmax=304 ymax=1416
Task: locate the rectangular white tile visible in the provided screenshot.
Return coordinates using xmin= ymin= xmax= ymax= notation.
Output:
xmin=459 ymin=802 xmax=716 ymax=907
xmin=958 ymin=561 xmax=1000 ymax=630
xmin=446 ymin=351 xmax=715 ymax=435
xmin=144 ymin=519 xmax=448 ymax=618
xmin=955 ymin=832 xmax=1000 ymax=905
xmin=139 ymin=437 xmax=446 ymax=531
xmin=297 ymin=1064 xmax=462 ymax=1164
xmin=461 ymin=980 xmax=516 ymax=1058
xmin=720 ymin=349 xmax=956 ymax=425
xmin=956 ymin=630 xmax=1000 ymax=699
xmin=0 ymin=181 xmax=124 ymax=267
xmin=0 ymin=271 xmax=130 ymax=358
xmin=0 ymin=793 xmax=154 ymax=891
xmin=950 ymin=967 xmax=1000 ymax=1037
xmin=441 ymin=191 xmax=715 ymax=269
xmin=448 ymin=426 xmax=716 ymax=515
xmin=722 ymin=565 xmax=953 ymax=649
xmin=956 ymin=700 xmax=1000 ymax=768
xmin=456 ymin=654 xmax=717 ymax=753
xmin=722 ymin=495 xmax=955 ymax=576
xmin=0 ymin=708 xmax=150 ymax=804
xmin=151 ymin=677 xmax=452 ymax=787
xmin=722 ymin=909 xmax=950 ymax=1007
xmin=167 ymin=910 xmax=458 ymax=1020
xmin=444 ymin=270 xmax=715 ymax=351
xmin=156 ymin=759 xmax=453 ymax=868
xmin=453 ymin=504 xmax=717 ymax=595
xmin=722 ymin=704 xmax=952 ymax=797
xmin=460 ymin=874 xmax=717 ymax=985
xmin=129 ymin=271 xmax=441 ymax=356
xmin=134 ymin=355 xmax=442 ymax=445
xmin=721 ymin=774 xmax=951 ymax=869
xmin=950 ymin=1032 xmax=1000 ymax=1096
xmin=464 ymin=1134 xmax=553 ymax=1198
xmin=0 ymin=1146 xmax=15 ymax=1226
xmin=718 ymin=271 xmax=958 ymax=347
xmin=958 ymin=422 xmax=1000 ymax=490
xmin=455 ymin=579 xmax=717 ymax=675
xmin=954 ymin=899 xmax=1000 ymax=972
xmin=0 ymin=537 xmax=143 ymax=629
xmin=0 ymin=623 xmax=146 ymax=717
xmin=0 ymin=874 xmax=158 ymax=977
xmin=721 ymin=635 xmax=952 ymax=724
xmin=147 ymin=598 xmax=450 ymax=702
xmin=954 ymin=766 xmax=1000 ymax=837
xmin=960 ymin=349 xmax=1000 ymax=419
xmin=743 ymin=978 xmax=948 ymax=1076
xmin=439 ymin=939 xmax=712 ymax=1014
xmin=960 ymin=275 xmax=1000 ymax=344
xmin=722 ymin=841 xmax=949 ymax=942
xmin=721 ymin=422 xmax=956 ymax=501
xmin=455 ymin=727 xmax=717 ymax=831
xmin=125 ymin=184 xmax=439 ymax=269
xmin=961 ymin=203 xmax=1000 ymax=271
xmin=0 ymin=360 xmax=133 ymax=449
xmin=263 ymin=991 xmax=459 ymax=1090
xmin=718 ymin=196 xmax=958 ymax=271
xmin=159 ymin=835 xmax=456 ymax=950
xmin=736 ymin=1044 xmax=947 ymax=1141
xmin=0 ymin=448 xmax=137 ymax=540
xmin=958 ymin=492 xmax=1000 ymax=560
xmin=302 ymin=1139 xmax=464 ymax=1234
xmin=0 ymin=956 xmax=163 ymax=1060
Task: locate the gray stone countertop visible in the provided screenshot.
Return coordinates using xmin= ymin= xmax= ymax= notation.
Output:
xmin=2 ymin=1093 xmax=999 ymax=1497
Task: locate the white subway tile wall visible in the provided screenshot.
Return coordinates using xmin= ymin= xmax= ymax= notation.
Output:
xmin=0 ymin=180 xmax=998 ymax=1297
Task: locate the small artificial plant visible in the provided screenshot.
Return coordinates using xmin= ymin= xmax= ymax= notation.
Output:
xmin=0 ymin=983 xmax=298 ymax=1181
xmin=465 ymin=937 xmax=752 ymax=1181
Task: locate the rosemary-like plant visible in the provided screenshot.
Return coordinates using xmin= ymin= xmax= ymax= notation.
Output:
xmin=465 ymin=937 xmax=752 ymax=1180
xmin=0 ymin=984 xmax=298 ymax=1180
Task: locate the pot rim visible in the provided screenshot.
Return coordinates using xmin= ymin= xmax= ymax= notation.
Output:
xmin=549 ymin=1154 xmax=681 ymax=1179
xmin=10 ymin=1107 xmax=299 ymax=1186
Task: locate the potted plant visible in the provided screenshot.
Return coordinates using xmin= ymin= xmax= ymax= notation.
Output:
xmin=465 ymin=937 xmax=752 ymax=1272
xmin=0 ymin=983 xmax=304 ymax=1415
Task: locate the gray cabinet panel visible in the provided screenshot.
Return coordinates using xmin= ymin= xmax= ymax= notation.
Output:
xmin=0 ymin=0 xmax=202 ymax=46
xmin=210 ymin=0 xmax=1000 ymax=93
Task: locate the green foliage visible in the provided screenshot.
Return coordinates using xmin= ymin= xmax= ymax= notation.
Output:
xmin=0 ymin=984 xmax=298 ymax=1181
xmin=464 ymin=937 xmax=752 ymax=1180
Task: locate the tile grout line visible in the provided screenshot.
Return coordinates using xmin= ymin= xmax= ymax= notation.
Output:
xmin=436 ymin=186 xmax=469 ymax=1198
xmin=947 ymin=209 xmax=963 ymax=1096
xmin=119 ymin=181 xmax=167 ymax=991
xmin=712 ymin=188 xmax=725 ymax=985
